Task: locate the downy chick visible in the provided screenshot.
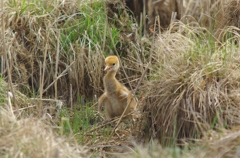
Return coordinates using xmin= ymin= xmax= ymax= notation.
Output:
xmin=98 ymin=56 xmax=137 ymax=120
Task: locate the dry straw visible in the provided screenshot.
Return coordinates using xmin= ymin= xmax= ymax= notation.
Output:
xmin=124 ymin=129 xmax=240 ymax=158
xmin=0 ymin=105 xmax=88 ymax=157
xmin=140 ymin=20 xmax=240 ymax=146
xmin=1 ymin=0 xmax=106 ymax=106
xmin=215 ymin=0 xmax=240 ymax=41
xmin=0 ymin=0 xmax=144 ymax=108
xmin=0 ymin=79 xmax=88 ymax=157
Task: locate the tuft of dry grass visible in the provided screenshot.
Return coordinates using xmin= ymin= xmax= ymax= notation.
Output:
xmin=193 ymin=129 xmax=240 ymax=157
xmin=215 ymin=0 xmax=240 ymax=41
xmin=123 ymin=129 xmax=240 ymax=158
xmin=124 ymin=141 xmax=176 ymax=158
xmin=140 ymin=22 xmax=240 ymax=146
xmin=0 ymin=79 xmax=87 ymax=157
xmin=0 ymin=104 xmax=88 ymax=158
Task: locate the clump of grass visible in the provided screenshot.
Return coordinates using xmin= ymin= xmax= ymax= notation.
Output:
xmin=140 ymin=22 xmax=240 ymax=146
xmin=193 ymin=129 xmax=240 ymax=157
xmin=0 ymin=103 xmax=88 ymax=157
xmin=181 ymin=0 xmax=222 ymax=28
xmin=123 ymin=129 xmax=240 ymax=158
xmin=124 ymin=141 xmax=183 ymax=158
xmin=0 ymin=80 xmax=87 ymax=157
xmin=58 ymin=103 xmax=100 ymax=144
xmin=215 ymin=0 xmax=240 ymax=41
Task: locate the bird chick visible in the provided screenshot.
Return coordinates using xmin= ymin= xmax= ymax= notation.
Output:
xmin=98 ymin=55 xmax=137 ymax=120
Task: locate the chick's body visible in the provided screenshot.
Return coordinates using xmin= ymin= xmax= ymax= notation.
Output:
xmin=98 ymin=56 xmax=136 ymax=119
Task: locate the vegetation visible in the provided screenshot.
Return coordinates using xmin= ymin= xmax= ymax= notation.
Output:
xmin=0 ymin=0 xmax=240 ymax=157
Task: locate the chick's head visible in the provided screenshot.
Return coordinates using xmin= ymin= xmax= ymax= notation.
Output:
xmin=104 ymin=56 xmax=120 ymax=72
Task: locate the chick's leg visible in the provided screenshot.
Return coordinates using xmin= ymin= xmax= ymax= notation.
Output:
xmin=98 ymin=94 xmax=114 ymax=119
xmin=104 ymin=98 xmax=115 ymax=119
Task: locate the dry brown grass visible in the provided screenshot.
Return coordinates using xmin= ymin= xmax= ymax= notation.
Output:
xmin=0 ymin=105 xmax=88 ymax=157
xmin=124 ymin=128 xmax=240 ymax=158
xmin=192 ymin=129 xmax=240 ymax=158
xmin=0 ymin=79 xmax=97 ymax=158
xmin=215 ymin=0 xmax=240 ymax=41
xmin=125 ymin=0 xmax=223 ymax=33
xmin=0 ymin=79 xmax=88 ymax=157
xmin=1 ymin=0 xmax=106 ymax=105
xmin=139 ymin=22 xmax=240 ymax=146
xmin=0 ymin=0 xmax=145 ymax=107
xmin=180 ymin=0 xmax=222 ymax=27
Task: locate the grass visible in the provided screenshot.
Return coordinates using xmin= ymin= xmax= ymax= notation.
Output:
xmin=1 ymin=0 xmax=240 ymax=157
xmin=140 ymin=21 xmax=240 ymax=147
xmin=3 ymin=0 xmax=127 ymax=103
xmin=59 ymin=103 xmax=100 ymax=143
xmin=60 ymin=1 xmax=120 ymax=53
xmin=0 ymin=101 xmax=88 ymax=157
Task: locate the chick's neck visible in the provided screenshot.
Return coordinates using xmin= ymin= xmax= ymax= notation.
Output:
xmin=104 ymin=70 xmax=118 ymax=93
xmin=105 ymin=70 xmax=117 ymax=78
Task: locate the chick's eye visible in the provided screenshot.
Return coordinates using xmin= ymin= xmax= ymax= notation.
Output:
xmin=112 ymin=63 xmax=115 ymax=66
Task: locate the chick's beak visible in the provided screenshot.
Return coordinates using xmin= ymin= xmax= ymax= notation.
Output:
xmin=104 ymin=65 xmax=111 ymax=71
